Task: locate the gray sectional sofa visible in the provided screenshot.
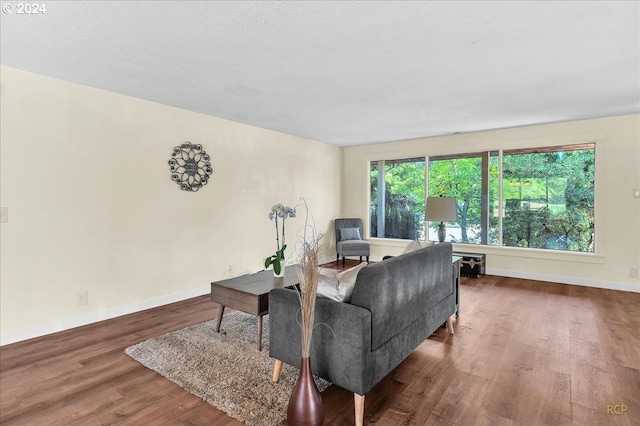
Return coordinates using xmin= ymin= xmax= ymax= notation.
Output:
xmin=269 ymin=242 xmax=456 ymax=426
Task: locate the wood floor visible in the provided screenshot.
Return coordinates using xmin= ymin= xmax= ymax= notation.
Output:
xmin=1 ymin=266 xmax=639 ymax=425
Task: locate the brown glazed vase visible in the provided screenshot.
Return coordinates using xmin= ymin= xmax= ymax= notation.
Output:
xmin=287 ymin=357 xmax=324 ymax=426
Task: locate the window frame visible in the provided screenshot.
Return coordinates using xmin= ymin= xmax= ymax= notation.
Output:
xmin=364 ymin=135 xmax=602 ymax=259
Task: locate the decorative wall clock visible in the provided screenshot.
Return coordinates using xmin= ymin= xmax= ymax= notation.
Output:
xmin=168 ymin=142 xmax=213 ymax=192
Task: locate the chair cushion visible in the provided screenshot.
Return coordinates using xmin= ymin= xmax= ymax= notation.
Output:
xmin=337 ymin=240 xmax=371 ymax=256
xmin=317 ymin=262 xmax=368 ymax=302
xmin=340 ymin=227 xmax=361 ymax=241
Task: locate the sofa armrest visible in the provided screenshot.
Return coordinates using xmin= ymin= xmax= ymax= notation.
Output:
xmin=269 ymin=287 xmax=373 ymax=395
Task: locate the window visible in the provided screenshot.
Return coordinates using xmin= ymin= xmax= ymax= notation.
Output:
xmin=427 ymin=152 xmax=499 ymax=244
xmin=369 ymin=143 xmax=596 ymax=253
xmin=502 ymin=144 xmax=595 ymax=252
xmin=370 ymin=157 xmax=425 ymax=240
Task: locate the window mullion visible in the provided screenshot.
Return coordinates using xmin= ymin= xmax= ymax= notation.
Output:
xmin=498 ymin=150 xmax=504 ymax=247
xmin=377 ymin=160 xmax=386 ymax=238
xmin=480 ymin=152 xmax=489 ymax=245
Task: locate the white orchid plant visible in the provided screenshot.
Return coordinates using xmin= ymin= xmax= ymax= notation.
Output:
xmin=265 ymin=203 xmax=296 ymax=275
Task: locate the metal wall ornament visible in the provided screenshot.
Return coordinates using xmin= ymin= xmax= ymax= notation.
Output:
xmin=168 ymin=142 xmax=213 ymax=192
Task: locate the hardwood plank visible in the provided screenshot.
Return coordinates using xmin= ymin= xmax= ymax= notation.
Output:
xmin=423 ymin=371 xmax=494 ymax=425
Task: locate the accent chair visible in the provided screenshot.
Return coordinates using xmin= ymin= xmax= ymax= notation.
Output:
xmin=335 ymin=218 xmax=370 ymax=267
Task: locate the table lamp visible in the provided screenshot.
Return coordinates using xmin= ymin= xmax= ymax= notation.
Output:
xmin=426 ymin=197 xmax=457 ymax=243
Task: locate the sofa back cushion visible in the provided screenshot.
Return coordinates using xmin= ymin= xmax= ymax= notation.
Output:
xmin=350 ymin=242 xmax=453 ymax=351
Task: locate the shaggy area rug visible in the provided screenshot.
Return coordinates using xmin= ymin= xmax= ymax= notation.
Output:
xmin=125 ymin=311 xmax=331 ymax=426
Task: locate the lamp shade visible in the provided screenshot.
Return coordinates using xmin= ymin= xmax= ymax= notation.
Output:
xmin=426 ymin=197 xmax=457 ymax=222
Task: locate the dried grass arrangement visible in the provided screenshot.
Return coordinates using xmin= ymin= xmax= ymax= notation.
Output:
xmin=296 ymin=236 xmax=320 ymax=357
xmin=292 ymin=198 xmax=323 ymax=357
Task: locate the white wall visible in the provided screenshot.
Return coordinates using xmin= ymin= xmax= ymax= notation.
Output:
xmin=0 ymin=66 xmax=342 ymax=344
xmin=343 ymin=114 xmax=640 ymax=292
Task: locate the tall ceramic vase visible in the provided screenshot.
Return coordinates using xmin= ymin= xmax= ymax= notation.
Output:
xmin=287 ymin=357 xmax=323 ymax=426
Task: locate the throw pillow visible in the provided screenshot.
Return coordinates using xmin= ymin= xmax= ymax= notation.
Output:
xmin=335 ymin=261 xmax=368 ymax=302
xmin=339 ymin=227 xmax=361 ymax=241
xmin=316 ymin=274 xmax=342 ymax=301
xmin=318 ymin=266 xmax=340 ymax=280
xmin=402 ymin=240 xmax=422 ymax=254
xmin=316 ymin=262 xmax=367 ymax=303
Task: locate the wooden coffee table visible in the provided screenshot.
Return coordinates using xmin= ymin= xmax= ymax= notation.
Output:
xmin=210 ymin=267 xmax=299 ymax=351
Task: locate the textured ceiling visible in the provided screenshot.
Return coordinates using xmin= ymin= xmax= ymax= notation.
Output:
xmin=1 ymin=1 xmax=639 ymax=146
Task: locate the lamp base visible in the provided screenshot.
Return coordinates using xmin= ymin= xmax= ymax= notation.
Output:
xmin=437 ymin=222 xmax=447 ymax=243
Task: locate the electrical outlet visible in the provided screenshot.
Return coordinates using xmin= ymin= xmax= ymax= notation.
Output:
xmin=631 ymin=268 xmax=638 ymax=279
xmin=77 ymin=291 xmax=88 ymax=306
xmin=0 ymin=207 xmax=7 ymax=223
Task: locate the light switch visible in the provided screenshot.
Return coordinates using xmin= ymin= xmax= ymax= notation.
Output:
xmin=634 ymin=189 xmax=640 ymax=198
xmin=0 ymin=207 xmax=7 ymax=223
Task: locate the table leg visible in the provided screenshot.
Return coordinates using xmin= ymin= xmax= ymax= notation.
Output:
xmin=257 ymin=315 xmax=263 ymax=351
xmin=216 ymin=305 xmax=225 ymax=332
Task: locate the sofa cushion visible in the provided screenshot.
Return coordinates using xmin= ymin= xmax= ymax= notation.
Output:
xmin=350 ymin=243 xmax=453 ymax=351
xmin=340 ymin=227 xmax=361 ymax=241
xmin=317 ymin=262 xmax=367 ymax=302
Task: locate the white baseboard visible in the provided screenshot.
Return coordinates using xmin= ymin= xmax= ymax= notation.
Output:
xmin=487 ymin=268 xmax=640 ymax=293
xmin=0 ymin=286 xmax=210 ymax=346
xmin=3 ymin=266 xmax=637 ymax=346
